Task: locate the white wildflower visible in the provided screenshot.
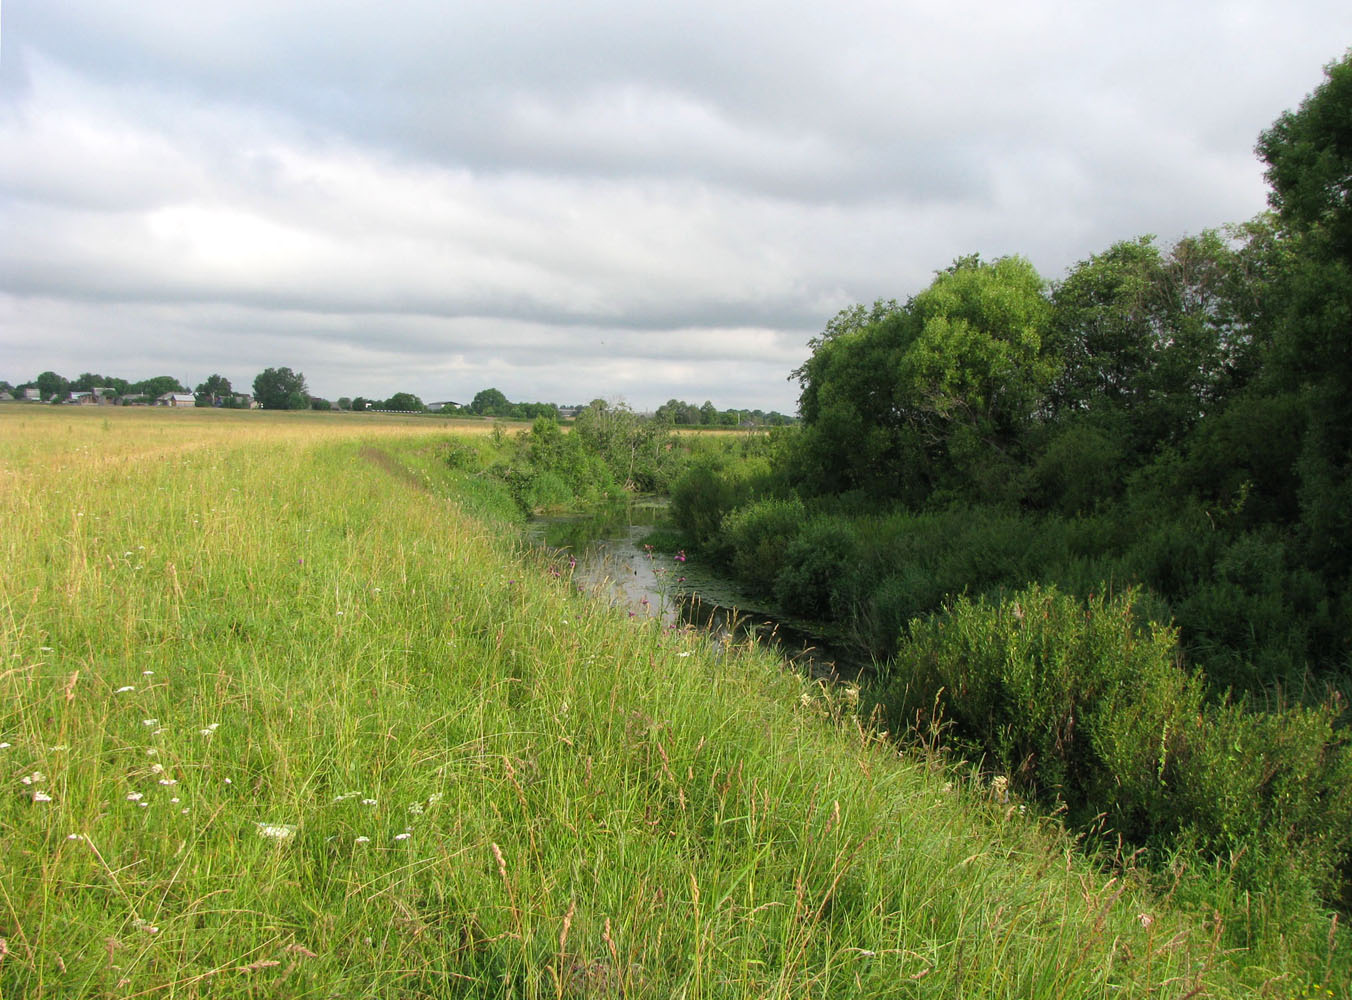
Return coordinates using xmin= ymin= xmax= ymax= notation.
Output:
xmin=21 ymin=771 xmax=44 ymax=785
xmin=158 ymin=779 xmax=177 ymax=786
xmin=355 ymin=836 xmax=370 ymax=843
xmin=33 ymin=791 xmax=53 ymax=803
xmin=256 ymin=823 xmax=296 ymax=842
xmin=126 ymin=792 xmax=144 ymax=802
xmin=115 ymin=686 xmax=135 ymax=694
xmin=393 ymin=832 xmax=410 ymax=841
xmin=67 ymin=833 xmax=84 ymax=840
xmin=142 ymin=719 xmax=158 ymax=727
xmin=361 ymin=798 xmax=377 ymax=806
xmin=991 ymin=775 xmax=1010 ymax=804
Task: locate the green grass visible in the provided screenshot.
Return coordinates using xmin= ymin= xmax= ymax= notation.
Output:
xmin=0 ymin=408 xmax=1343 ymax=998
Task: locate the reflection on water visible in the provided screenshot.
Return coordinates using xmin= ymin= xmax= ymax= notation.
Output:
xmin=676 ymin=592 xmax=863 ymax=682
xmin=527 ymin=502 xmax=865 ymax=682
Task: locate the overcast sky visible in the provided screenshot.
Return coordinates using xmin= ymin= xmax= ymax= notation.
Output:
xmin=1 ymin=3 xmax=1347 ymax=412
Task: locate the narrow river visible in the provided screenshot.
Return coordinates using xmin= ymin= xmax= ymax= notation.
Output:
xmin=527 ymin=503 xmax=868 ymax=682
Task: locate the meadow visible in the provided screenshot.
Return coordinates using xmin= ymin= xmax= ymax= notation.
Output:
xmin=0 ymin=407 xmax=1341 ymax=998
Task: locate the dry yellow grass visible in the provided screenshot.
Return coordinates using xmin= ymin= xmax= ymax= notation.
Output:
xmin=0 ymin=406 xmax=494 ymax=478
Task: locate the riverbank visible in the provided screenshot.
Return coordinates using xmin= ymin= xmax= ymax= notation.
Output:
xmin=0 ymin=409 xmax=1339 ymax=997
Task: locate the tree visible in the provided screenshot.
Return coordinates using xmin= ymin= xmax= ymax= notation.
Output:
xmin=35 ymin=370 xmax=70 ymax=401
xmin=134 ymin=375 xmax=187 ymax=401
xmin=655 ymin=399 xmax=703 ymax=425
xmin=468 ymin=388 xmax=511 ymax=416
xmin=517 ymin=401 xmax=560 ymax=420
xmin=1253 ymin=51 xmax=1352 ymax=578
xmin=574 ymin=399 xmax=667 ymax=490
xmin=793 ymin=255 xmax=1054 ymax=504
xmin=252 ymin=367 xmax=309 ymax=410
xmin=195 ymin=374 xmax=233 ymax=404
xmin=383 ymin=392 xmax=425 ymax=412
xmin=337 ymin=397 xmax=353 ymax=411
xmin=1257 ymin=50 xmax=1352 ymax=264
xmin=1045 ymin=229 xmax=1264 ymax=468
xmin=67 ymin=372 xmax=127 ymax=396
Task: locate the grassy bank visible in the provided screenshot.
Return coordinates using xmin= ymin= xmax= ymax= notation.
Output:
xmin=0 ymin=408 xmax=1341 ymax=997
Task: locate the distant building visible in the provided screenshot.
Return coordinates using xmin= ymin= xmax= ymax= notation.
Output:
xmin=157 ymin=392 xmax=197 ymax=407
xmin=428 ymin=401 xmax=462 ymax=412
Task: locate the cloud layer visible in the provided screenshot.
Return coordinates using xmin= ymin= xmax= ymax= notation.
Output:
xmin=2 ymin=2 xmax=1347 ymax=410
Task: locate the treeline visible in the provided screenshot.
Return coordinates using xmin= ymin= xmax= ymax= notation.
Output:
xmin=655 ymin=398 xmax=796 ymax=427
xmin=3 ymin=371 xmax=792 ymax=427
xmin=0 ymin=368 xmax=314 ymax=409
xmin=670 ymin=53 xmax=1352 ymax=914
xmin=1 ymin=371 xmax=196 ymax=404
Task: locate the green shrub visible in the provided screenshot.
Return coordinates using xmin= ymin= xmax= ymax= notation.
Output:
xmin=1029 ymin=415 xmax=1128 ymax=514
xmin=501 ymin=418 xmax=622 ymax=512
xmin=851 ymin=566 xmax=944 ymax=657
xmin=670 ymin=454 xmax=777 ymax=555
xmin=873 ymin=583 xmax=1352 ymax=908
xmin=1149 ymin=699 xmax=1352 ymax=904
xmin=720 ymin=496 xmax=806 ymax=595
xmin=877 ymin=584 xmax=1190 ymax=800
xmin=773 ymin=516 xmax=861 ymax=618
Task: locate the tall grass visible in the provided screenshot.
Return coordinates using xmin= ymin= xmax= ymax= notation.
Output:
xmin=0 ymin=408 xmax=1338 ymax=997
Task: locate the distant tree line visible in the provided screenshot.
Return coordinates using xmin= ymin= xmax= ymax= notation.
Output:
xmin=3 ymin=370 xmax=784 ymax=427
xmin=655 ymin=398 xmax=795 ymax=427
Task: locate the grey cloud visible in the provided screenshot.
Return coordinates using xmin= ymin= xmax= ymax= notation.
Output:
xmin=3 ymin=0 xmax=1350 ymax=413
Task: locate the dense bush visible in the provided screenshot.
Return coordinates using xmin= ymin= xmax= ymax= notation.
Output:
xmin=772 ymin=515 xmax=862 ymax=618
xmin=720 ymin=496 xmax=806 ymax=594
xmin=506 ymin=418 xmax=621 ymax=512
xmin=873 ymin=584 xmax=1352 ymax=904
xmin=669 ymin=453 xmax=779 ymax=555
